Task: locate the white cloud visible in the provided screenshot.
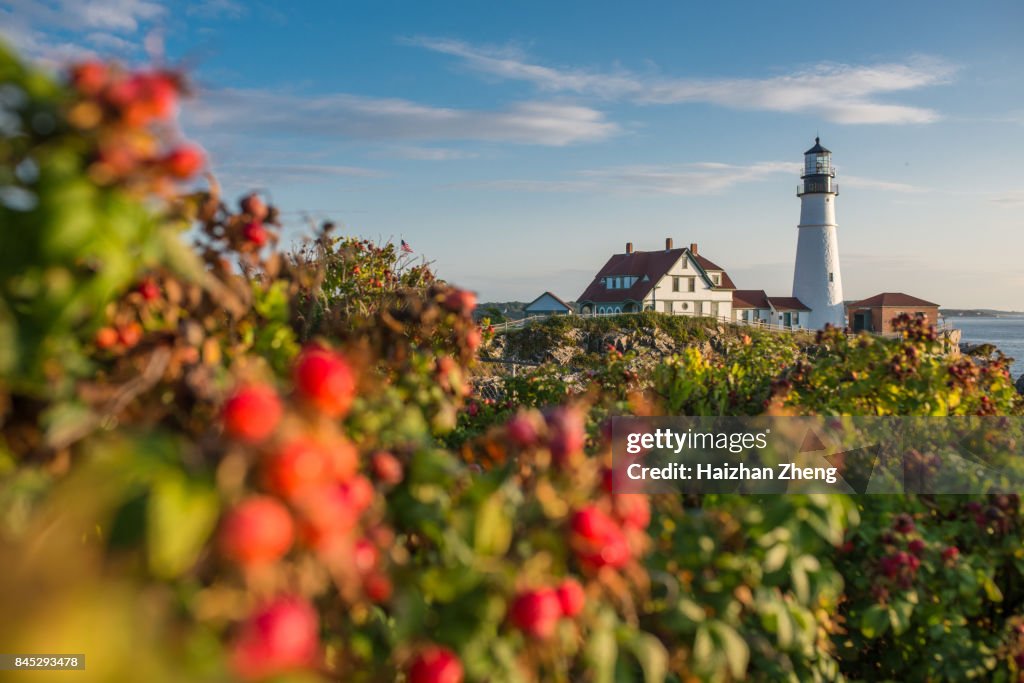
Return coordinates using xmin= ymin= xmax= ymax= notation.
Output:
xmin=186 ymin=0 xmax=246 ymax=19
xmin=372 ymin=146 xmax=479 ymax=161
xmin=188 ymin=88 xmax=619 ymax=146
xmin=0 ymin=0 xmax=164 ymax=64
xmin=990 ymin=191 xmax=1024 ymax=207
xmin=463 ymin=162 xmax=929 ymax=196
xmin=464 ymin=161 xmax=795 ymax=196
xmin=211 ymin=161 xmax=385 ymax=189
xmin=409 ymin=37 xmax=953 ymax=125
xmin=841 ymin=175 xmax=928 ymax=193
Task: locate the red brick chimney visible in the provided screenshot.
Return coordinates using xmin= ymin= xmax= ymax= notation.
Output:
xmin=689 ymin=242 xmax=698 ymax=255
xmin=626 ymin=242 xmax=634 ymax=254
xmin=665 ymin=237 xmax=673 ymax=250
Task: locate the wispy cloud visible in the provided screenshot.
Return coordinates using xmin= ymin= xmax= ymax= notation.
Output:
xmin=371 ymin=146 xmax=479 ymax=161
xmin=0 ymin=0 xmax=164 ymax=63
xmin=211 ymin=161 xmax=384 ymax=189
xmin=409 ymin=37 xmax=954 ymax=125
xmin=989 ymin=191 xmax=1024 ymax=207
xmin=841 ymin=175 xmax=929 ymax=193
xmin=186 ymin=0 xmax=246 ymax=19
xmin=462 ymin=162 xmax=930 ymax=196
xmin=462 ymin=161 xmax=795 ymax=196
xmin=188 ymin=88 xmax=619 ymax=146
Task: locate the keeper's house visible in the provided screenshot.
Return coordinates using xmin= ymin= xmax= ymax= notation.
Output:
xmin=577 ymin=239 xmax=735 ymax=318
xmin=846 ymin=292 xmax=939 ymax=334
xmin=731 ymin=290 xmax=811 ymax=329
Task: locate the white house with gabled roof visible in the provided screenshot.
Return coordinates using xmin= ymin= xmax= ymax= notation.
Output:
xmin=577 ymin=239 xmax=734 ymax=319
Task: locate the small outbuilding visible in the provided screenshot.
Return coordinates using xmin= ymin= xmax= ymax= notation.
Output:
xmin=847 ymin=292 xmax=939 ymax=334
xmin=524 ymin=291 xmax=574 ymax=316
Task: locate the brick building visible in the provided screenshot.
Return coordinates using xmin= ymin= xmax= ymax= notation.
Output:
xmin=846 ymin=292 xmax=939 ymax=334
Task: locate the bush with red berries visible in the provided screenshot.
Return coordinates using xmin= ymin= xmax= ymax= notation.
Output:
xmin=3 ymin=43 xmax=1024 ymax=683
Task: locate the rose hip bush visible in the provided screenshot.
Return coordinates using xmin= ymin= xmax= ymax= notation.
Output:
xmin=2 ymin=43 xmax=1024 ymax=683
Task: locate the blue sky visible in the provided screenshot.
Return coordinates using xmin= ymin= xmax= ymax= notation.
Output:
xmin=3 ymin=1 xmax=1023 ymax=308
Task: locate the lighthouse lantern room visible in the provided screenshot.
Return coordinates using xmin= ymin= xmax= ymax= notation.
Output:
xmin=792 ymin=137 xmax=846 ymax=328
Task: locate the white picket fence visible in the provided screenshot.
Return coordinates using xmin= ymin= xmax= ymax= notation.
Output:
xmin=488 ymin=311 xmax=805 ymax=334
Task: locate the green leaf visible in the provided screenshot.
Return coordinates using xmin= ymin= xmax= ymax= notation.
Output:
xmin=473 ymin=492 xmax=511 ymax=556
xmin=860 ymin=604 xmax=890 ymax=639
xmin=888 ymin=600 xmax=914 ymax=635
xmin=763 ymin=543 xmax=789 ymax=572
xmin=626 ymin=632 xmax=668 ymax=683
xmin=587 ymin=609 xmax=618 ymax=683
xmin=709 ymin=621 xmax=749 ymax=679
xmin=981 ymin=573 xmax=1004 ymax=602
xmin=146 ymin=472 xmax=219 ymax=579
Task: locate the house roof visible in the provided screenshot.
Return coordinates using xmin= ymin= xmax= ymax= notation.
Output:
xmin=577 ymin=247 xmax=735 ymax=303
xmin=766 ymin=296 xmax=811 ymax=311
xmin=849 ymin=292 xmax=939 ymax=309
xmin=525 ymin=290 xmax=573 ymax=312
xmin=732 ymin=289 xmax=770 ymax=309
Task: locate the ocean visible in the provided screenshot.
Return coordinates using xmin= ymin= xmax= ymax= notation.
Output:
xmin=951 ymin=316 xmax=1024 ymax=381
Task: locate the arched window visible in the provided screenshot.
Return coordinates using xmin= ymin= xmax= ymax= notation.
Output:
xmin=614 ymin=306 xmax=622 ymax=313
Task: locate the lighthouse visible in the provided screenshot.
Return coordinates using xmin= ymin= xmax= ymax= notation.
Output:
xmin=792 ymin=137 xmax=845 ymax=328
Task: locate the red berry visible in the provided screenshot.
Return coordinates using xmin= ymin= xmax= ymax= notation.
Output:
xmin=506 ymin=412 xmax=539 ymax=447
xmin=240 ymin=193 xmax=268 ymax=221
xmin=571 ymin=506 xmax=619 ymax=543
xmin=570 ymin=506 xmax=630 ymax=569
xmin=466 ymin=327 xmax=482 ymax=351
xmin=545 ymin=406 xmax=586 ymax=466
xmin=95 ymin=326 xmax=119 ymax=349
xmin=263 ymin=438 xmax=357 ymax=501
xmin=443 ymin=289 xmax=477 ymax=316
xmin=907 ymin=539 xmax=926 ymax=557
xmin=556 ymin=578 xmax=585 ymax=618
xmin=242 ymin=221 xmax=268 ymax=246
xmin=353 ymin=538 xmax=379 ymax=574
xmin=613 ymin=494 xmax=651 ymax=530
xmin=408 ymin=646 xmax=463 ymax=683
xmin=578 ymin=526 xmax=630 ymax=570
xmin=364 ymin=572 xmax=392 ymax=603
xmin=219 ymin=497 xmax=294 ymax=567
xmin=293 ymin=347 xmax=357 ymax=417
xmin=70 ymin=60 xmax=108 ymax=96
xmin=509 ymin=588 xmax=562 ymax=639
xmin=339 ymin=475 xmax=374 ymax=513
xmin=892 ymin=513 xmax=915 ymax=534
xmin=296 ymin=477 xmax=373 ymax=553
xmin=107 ymin=71 xmax=179 ymax=126
xmin=230 ymin=596 xmax=318 ymax=680
xmin=162 ymin=145 xmax=205 ymax=179
xmin=371 ymin=451 xmax=403 ymax=486
xmin=222 ymin=384 xmax=282 ymax=443
xmin=942 ymin=546 xmax=960 ymax=563
xmin=117 ymin=322 xmax=142 ymax=348
xmin=137 ymin=279 xmax=160 ymax=301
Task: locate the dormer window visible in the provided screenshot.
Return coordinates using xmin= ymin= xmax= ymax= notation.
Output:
xmin=711 ymin=273 xmax=721 ymax=286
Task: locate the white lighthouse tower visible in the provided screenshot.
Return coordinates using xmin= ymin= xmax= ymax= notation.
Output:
xmin=792 ymin=137 xmax=845 ymax=328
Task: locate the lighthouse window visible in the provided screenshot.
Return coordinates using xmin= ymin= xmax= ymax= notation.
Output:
xmin=829 ymin=272 xmax=834 ymax=282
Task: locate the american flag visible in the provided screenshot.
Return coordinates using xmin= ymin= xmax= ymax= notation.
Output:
xmin=400 ymin=239 xmax=414 ymax=253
